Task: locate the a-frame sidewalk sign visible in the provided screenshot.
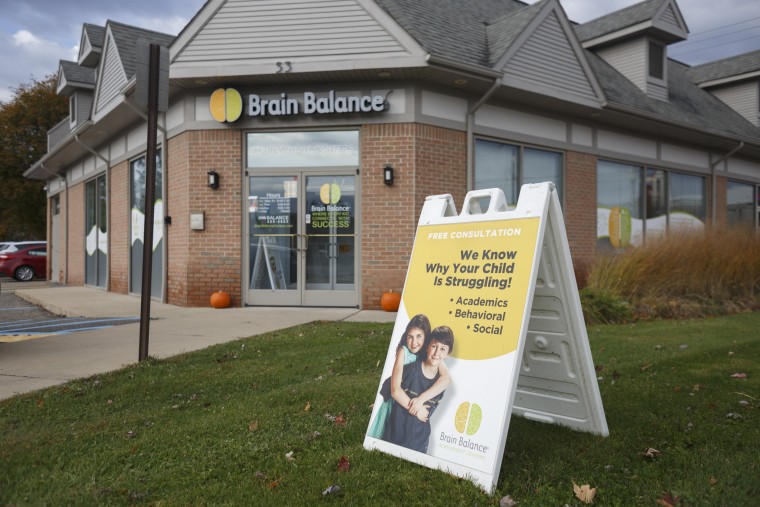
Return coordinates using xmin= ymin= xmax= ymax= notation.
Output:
xmin=363 ymin=182 xmax=608 ymax=493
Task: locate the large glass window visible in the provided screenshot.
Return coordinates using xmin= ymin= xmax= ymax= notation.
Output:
xmin=130 ymin=149 xmax=163 ymax=297
xmin=597 ymin=160 xmax=706 ymax=251
xmin=669 ymin=172 xmax=705 ymax=231
xmin=85 ymin=175 xmax=107 ymax=288
xmin=727 ymin=181 xmax=755 ymax=230
xmin=247 ymin=131 xmax=359 ymax=168
xmin=474 ymin=139 xmax=563 ymax=207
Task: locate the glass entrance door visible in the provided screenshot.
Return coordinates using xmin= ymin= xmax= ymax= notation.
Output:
xmin=303 ymin=174 xmax=356 ymax=306
xmin=247 ymin=172 xmax=358 ymax=307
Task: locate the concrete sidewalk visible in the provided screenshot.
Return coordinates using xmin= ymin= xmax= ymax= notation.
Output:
xmin=1 ymin=286 xmax=397 ymax=401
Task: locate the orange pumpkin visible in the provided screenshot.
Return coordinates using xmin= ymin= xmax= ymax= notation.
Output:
xmin=210 ymin=290 xmax=231 ymax=309
xmin=380 ymin=291 xmax=401 ymax=312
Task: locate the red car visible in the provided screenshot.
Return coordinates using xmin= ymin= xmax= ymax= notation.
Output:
xmin=0 ymin=243 xmax=47 ymax=281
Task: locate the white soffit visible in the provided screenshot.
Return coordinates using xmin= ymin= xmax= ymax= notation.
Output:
xmin=170 ymin=0 xmax=427 ymax=79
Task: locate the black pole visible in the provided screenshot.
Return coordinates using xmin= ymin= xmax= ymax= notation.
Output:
xmin=138 ymin=44 xmax=160 ymax=362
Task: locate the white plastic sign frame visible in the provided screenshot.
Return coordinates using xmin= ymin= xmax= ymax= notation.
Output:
xmin=363 ymin=182 xmax=608 ymax=493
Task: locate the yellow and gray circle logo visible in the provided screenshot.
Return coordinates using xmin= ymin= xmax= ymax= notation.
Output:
xmin=454 ymin=402 xmax=482 ymax=435
xmin=210 ymin=88 xmax=243 ymax=123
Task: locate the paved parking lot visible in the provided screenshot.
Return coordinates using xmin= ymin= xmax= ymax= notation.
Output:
xmin=0 ymin=281 xmax=139 ymax=342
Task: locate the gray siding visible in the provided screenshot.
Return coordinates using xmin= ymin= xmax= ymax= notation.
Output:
xmin=712 ymin=81 xmax=760 ymax=127
xmin=503 ymin=12 xmax=597 ymax=103
xmin=95 ymin=34 xmax=127 ymax=114
xmin=74 ymin=91 xmax=93 ymax=126
xmin=595 ymin=38 xmax=647 ymax=92
xmin=659 ymin=4 xmax=681 ymax=32
xmin=175 ymin=0 xmax=410 ymax=63
xmin=648 ymin=79 xmax=668 ymax=101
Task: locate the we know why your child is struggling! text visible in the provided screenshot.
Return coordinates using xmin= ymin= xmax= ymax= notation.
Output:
xmin=425 ymin=225 xmax=522 ymax=292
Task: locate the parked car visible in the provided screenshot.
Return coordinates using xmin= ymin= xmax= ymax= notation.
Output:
xmin=0 ymin=241 xmax=46 ymax=254
xmin=0 ymin=243 xmax=47 ymax=281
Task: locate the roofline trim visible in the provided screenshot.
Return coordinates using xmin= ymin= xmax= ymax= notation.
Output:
xmin=697 ymin=70 xmax=760 ymax=88
xmin=581 ymin=20 xmax=652 ymax=48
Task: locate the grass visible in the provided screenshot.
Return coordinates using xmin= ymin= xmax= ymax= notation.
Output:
xmin=1 ymin=316 xmax=759 ymax=506
xmin=583 ymin=228 xmax=760 ymax=323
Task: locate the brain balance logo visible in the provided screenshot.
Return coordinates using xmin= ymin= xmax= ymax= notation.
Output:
xmin=455 ymin=402 xmax=482 ymax=435
xmin=210 ymin=88 xmax=243 ymax=123
xmin=440 ymin=401 xmax=489 ymax=454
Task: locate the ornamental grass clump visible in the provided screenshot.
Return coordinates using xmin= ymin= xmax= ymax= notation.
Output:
xmin=583 ymin=227 xmax=760 ymax=322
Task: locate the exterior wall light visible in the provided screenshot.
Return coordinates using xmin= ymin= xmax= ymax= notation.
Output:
xmin=207 ymin=170 xmax=220 ymax=190
xmin=383 ymin=164 xmax=394 ymax=186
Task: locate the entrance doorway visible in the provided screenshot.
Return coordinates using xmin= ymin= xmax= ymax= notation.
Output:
xmin=246 ymin=171 xmax=358 ymax=306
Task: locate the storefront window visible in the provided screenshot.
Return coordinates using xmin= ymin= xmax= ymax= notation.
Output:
xmin=668 ymin=172 xmax=705 ymax=231
xmin=130 ymin=150 xmax=163 ymax=297
xmin=645 ymin=168 xmax=667 ymax=240
xmin=597 ymin=161 xmax=706 ymax=251
xmin=597 ymin=161 xmax=642 ymax=249
xmin=247 ymin=131 xmax=359 ymax=168
xmin=474 ymin=140 xmax=518 ymax=204
xmin=727 ymin=181 xmax=755 ymax=230
xmin=474 ymin=139 xmax=562 ymax=207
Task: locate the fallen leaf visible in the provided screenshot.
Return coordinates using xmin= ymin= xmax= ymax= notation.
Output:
xmin=499 ymin=495 xmax=518 ymax=507
xmin=126 ymin=431 xmax=137 ymax=439
xmin=106 ymin=399 xmax=113 ymax=405
xmin=673 ymin=385 xmax=682 ymax=393
xmin=304 ymin=402 xmax=311 ymax=412
xmin=641 ymin=363 xmax=653 ymax=372
xmin=731 ymin=373 xmax=747 ymax=379
xmin=254 ymin=471 xmax=266 ymax=479
xmin=248 ymin=421 xmax=259 ymax=432
xmin=306 ymin=431 xmax=321 ymax=441
xmin=642 ymin=447 xmax=661 ymax=459
xmin=656 ymin=492 xmax=680 ymax=506
xmin=36 ymin=399 xmax=44 ymax=408
xmin=285 ymin=451 xmax=295 ymax=462
xmin=322 ymin=484 xmax=341 ymax=496
xmin=324 ymin=413 xmax=336 ymax=422
xmin=708 ymin=476 xmax=717 ymax=485
xmin=334 ymin=414 xmax=347 ymax=427
xmin=337 ymin=455 xmax=350 ymax=472
xmin=267 ymin=480 xmax=279 ymax=490
xmin=573 ymin=483 xmax=596 ymax=504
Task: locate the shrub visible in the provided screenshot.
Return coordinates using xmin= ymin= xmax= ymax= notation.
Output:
xmin=583 ymin=227 xmax=760 ymax=322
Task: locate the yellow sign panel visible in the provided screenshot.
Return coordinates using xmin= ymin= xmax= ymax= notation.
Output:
xmin=209 ymin=88 xmax=243 ymax=123
xmin=403 ymin=217 xmax=540 ymax=360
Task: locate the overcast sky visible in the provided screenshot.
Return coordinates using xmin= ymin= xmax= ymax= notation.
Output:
xmin=1 ymin=0 xmax=758 ymax=103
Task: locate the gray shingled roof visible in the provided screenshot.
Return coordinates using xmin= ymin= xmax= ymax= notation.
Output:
xmin=59 ymin=60 xmax=96 ymax=86
xmin=108 ymin=21 xmax=175 ymax=79
xmin=588 ymin=53 xmax=760 ymax=140
xmin=486 ymin=0 xmax=547 ymax=66
xmin=83 ymin=23 xmax=106 ymax=49
xmin=374 ymin=0 xmax=526 ymax=67
xmin=574 ymin=0 xmax=664 ymax=42
xmin=687 ymin=49 xmax=760 ymax=84
xmin=374 ymin=0 xmax=759 ymax=143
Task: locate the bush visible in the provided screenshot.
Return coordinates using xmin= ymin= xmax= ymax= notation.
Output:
xmin=583 ymin=227 xmax=760 ymax=322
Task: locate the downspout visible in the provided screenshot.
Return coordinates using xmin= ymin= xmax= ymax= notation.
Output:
xmin=75 ymin=134 xmax=111 ymax=290
xmin=710 ymin=142 xmax=744 ymax=224
xmin=124 ymin=98 xmax=170 ymax=302
xmin=467 ymin=79 xmax=502 ymax=191
xmin=38 ymin=163 xmax=68 ymax=285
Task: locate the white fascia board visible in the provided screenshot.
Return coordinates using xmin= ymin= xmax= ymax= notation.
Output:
xmin=698 ymin=71 xmax=760 ymax=88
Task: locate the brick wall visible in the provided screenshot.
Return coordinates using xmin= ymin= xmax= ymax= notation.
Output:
xmin=712 ymin=176 xmax=727 ymax=227
xmin=109 ymin=161 xmax=129 ymax=294
xmin=66 ymin=183 xmax=84 ymax=285
xmin=360 ymin=123 xmax=467 ymax=309
xmin=169 ymin=130 xmax=243 ymax=307
xmin=563 ymin=151 xmax=597 ymax=283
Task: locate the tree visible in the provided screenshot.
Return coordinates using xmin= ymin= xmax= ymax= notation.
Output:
xmin=0 ymin=75 xmax=68 ymax=240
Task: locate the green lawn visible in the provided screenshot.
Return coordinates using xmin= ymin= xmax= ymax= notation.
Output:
xmin=1 ymin=314 xmax=758 ymax=506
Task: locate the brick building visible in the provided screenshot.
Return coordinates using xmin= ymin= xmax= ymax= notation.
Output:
xmin=26 ymin=0 xmax=760 ymax=308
